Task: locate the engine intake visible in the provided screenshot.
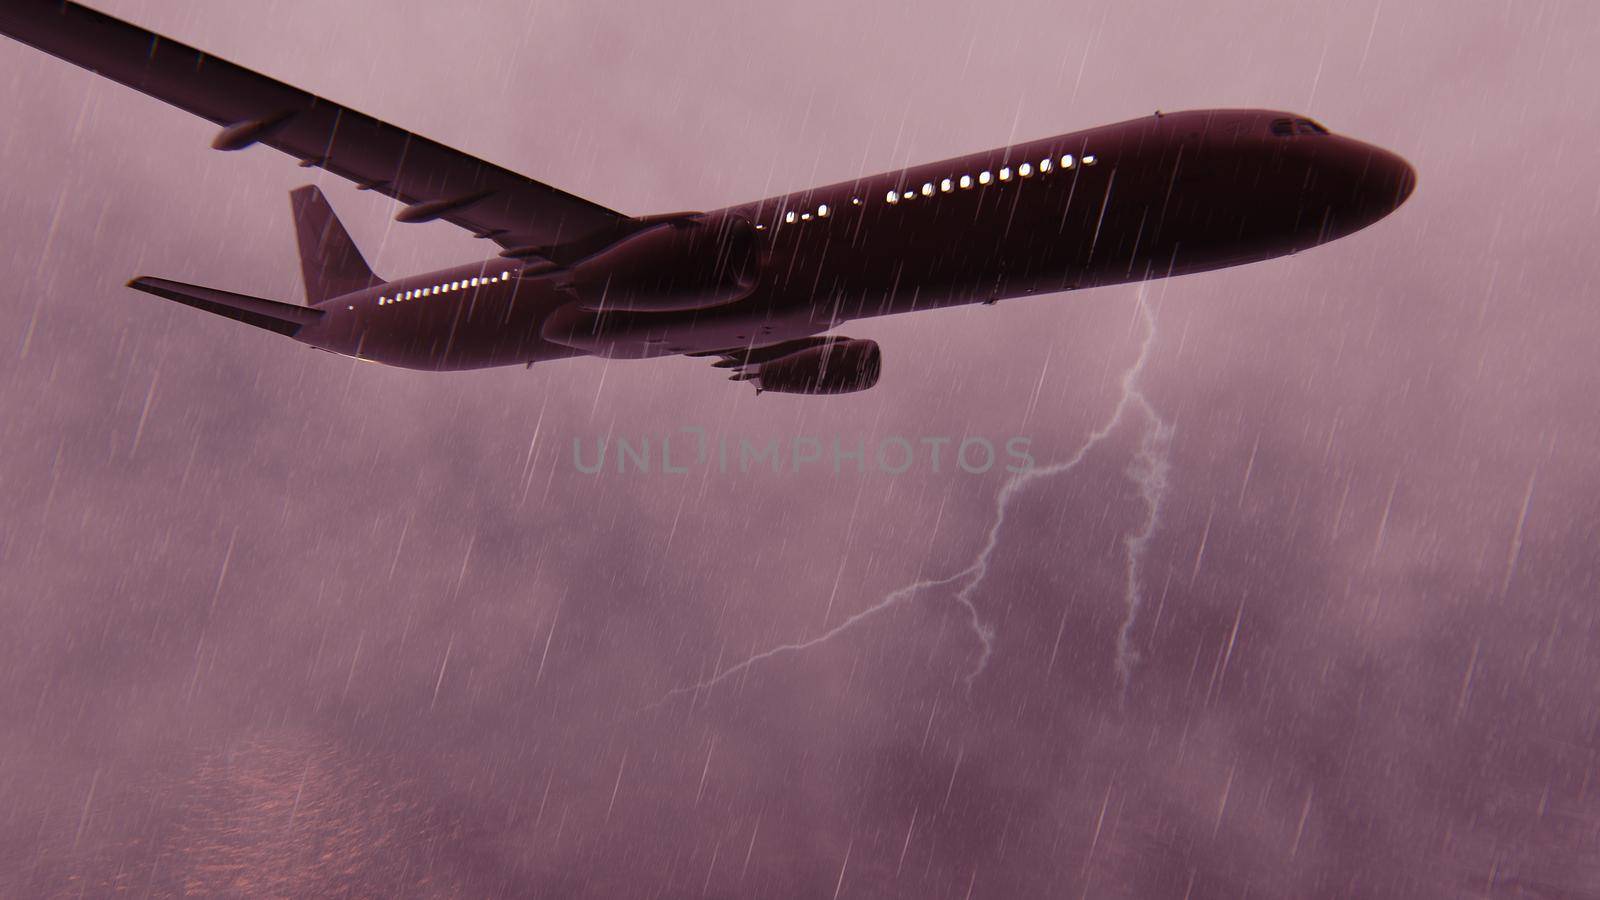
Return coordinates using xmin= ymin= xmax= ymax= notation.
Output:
xmin=565 ymin=215 xmax=760 ymax=312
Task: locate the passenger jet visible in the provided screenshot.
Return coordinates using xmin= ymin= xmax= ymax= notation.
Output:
xmin=0 ymin=2 xmax=1415 ymax=395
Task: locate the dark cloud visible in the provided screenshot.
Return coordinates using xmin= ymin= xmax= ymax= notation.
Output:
xmin=1 ymin=0 xmax=1597 ymax=896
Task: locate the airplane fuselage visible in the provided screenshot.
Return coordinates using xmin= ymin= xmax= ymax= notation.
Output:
xmin=298 ymin=108 xmax=1414 ymax=370
xmin=2 ymin=5 xmax=1416 ymax=392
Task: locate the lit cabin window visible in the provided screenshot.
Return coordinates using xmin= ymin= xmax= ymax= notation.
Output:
xmin=1083 ymin=154 xmax=1097 ymax=165
xmin=959 ymin=175 xmax=973 ymax=189
xmin=1060 ymin=154 xmax=1075 ymax=168
xmin=501 ymin=272 xmax=510 ymax=281
xmin=940 ymin=178 xmax=953 ymax=193
xmin=817 ymin=203 xmax=829 ymax=217
xmin=785 ymin=211 xmax=797 ymax=223
xmin=432 ymin=286 xmax=440 ymax=295
xmin=801 ymin=212 xmax=812 ymax=221
xmin=755 ymin=223 xmax=767 ymax=230
xmin=1018 ymin=163 xmax=1032 ymax=177
xmin=979 ymin=171 xmax=992 ymax=185
xmin=886 ymin=190 xmax=899 ymax=204
xmin=903 ymin=190 xmax=915 ymax=200
xmin=921 ymin=183 xmax=934 ymax=196
xmin=850 ymin=197 xmax=861 ymax=205
xmin=998 ymin=167 xmax=1012 ymax=181
xmin=1039 ymin=158 xmax=1052 ymax=173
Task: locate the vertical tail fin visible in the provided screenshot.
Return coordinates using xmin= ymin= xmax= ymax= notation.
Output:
xmin=290 ymin=185 xmax=382 ymax=303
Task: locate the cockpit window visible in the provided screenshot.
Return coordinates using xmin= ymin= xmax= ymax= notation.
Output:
xmin=1270 ymin=117 xmax=1330 ymax=137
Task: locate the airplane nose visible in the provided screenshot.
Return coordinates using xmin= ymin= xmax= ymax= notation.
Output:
xmin=1337 ymin=142 xmax=1415 ymax=223
xmin=1376 ymin=147 xmax=1417 ymax=215
xmin=1302 ymin=139 xmax=1417 ymax=243
xmin=1398 ymin=160 xmax=1417 ymax=206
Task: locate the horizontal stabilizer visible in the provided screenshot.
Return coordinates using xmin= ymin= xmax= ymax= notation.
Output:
xmin=126 ymin=276 xmax=323 ymax=336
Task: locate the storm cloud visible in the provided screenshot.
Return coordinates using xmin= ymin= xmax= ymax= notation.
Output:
xmin=1 ymin=0 xmax=1597 ymax=896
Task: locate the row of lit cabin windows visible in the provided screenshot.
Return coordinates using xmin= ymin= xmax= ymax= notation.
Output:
xmin=378 ymin=271 xmax=512 ymax=305
xmin=780 ymin=200 xmax=840 ymax=224
xmin=886 ymin=152 xmax=1097 ymax=205
xmin=763 ymin=151 xmax=1101 ymax=228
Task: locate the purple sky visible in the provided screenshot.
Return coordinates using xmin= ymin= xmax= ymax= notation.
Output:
xmin=2 ymin=0 xmax=1598 ymax=896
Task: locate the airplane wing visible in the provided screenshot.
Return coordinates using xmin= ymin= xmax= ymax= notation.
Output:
xmin=0 ymin=1 xmax=628 ymax=253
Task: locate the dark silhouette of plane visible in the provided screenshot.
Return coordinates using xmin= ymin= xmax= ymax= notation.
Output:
xmin=1 ymin=3 xmax=1414 ymax=395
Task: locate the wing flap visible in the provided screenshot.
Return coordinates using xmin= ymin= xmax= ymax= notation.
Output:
xmin=0 ymin=1 xmax=627 ymax=250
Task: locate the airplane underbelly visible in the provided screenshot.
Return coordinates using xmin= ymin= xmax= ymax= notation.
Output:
xmin=538 ymin=295 xmax=827 ymax=360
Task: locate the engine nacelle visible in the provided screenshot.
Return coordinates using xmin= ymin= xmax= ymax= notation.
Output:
xmin=746 ymin=339 xmax=882 ymax=395
xmin=565 ymin=216 xmax=759 ymax=312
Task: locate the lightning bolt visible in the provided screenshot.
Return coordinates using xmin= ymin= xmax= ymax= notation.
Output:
xmin=647 ymin=287 xmax=1172 ymax=710
xmin=1114 ymin=372 xmax=1173 ymax=696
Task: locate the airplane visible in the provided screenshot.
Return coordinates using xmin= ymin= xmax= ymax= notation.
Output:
xmin=0 ymin=2 xmax=1415 ymax=395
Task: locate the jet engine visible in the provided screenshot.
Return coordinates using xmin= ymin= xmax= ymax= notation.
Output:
xmin=732 ymin=338 xmax=882 ymax=395
xmin=563 ymin=215 xmax=760 ymax=313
